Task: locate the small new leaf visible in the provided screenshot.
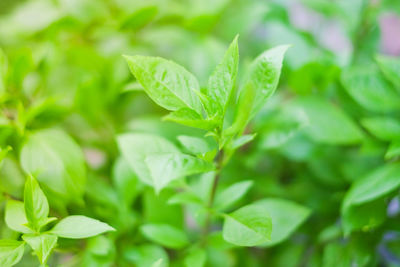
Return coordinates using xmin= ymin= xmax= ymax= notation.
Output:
xmin=163 ymin=108 xmax=218 ymax=130
xmin=22 ymin=234 xmax=57 ymax=264
xmin=24 ymin=175 xmax=49 ymax=231
xmin=205 ymin=35 xmax=239 ymax=119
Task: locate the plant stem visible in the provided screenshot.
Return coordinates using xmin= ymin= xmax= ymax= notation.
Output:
xmin=201 ymin=149 xmax=225 ymax=245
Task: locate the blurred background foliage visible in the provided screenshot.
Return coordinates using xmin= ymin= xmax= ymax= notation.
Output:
xmin=1 ymin=0 xmax=400 ymax=266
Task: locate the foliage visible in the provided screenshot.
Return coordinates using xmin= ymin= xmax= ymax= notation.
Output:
xmin=0 ymin=0 xmax=400 ymax=266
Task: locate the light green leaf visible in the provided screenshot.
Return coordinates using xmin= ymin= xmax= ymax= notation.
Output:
xmin=214 ymin=180 xmax=253 ymax=211
xmin=152 ymin=259 xmax=164 ymax=267
xmin=50 ymin=215 xmax=115 ymax=239
xmin=376 ymin=54 xmax=400 ymax=88
xmin=226 ymin=82 xmax=256 ymax=138
xmin=0 ymin=240 xmax=25 ymax=267
xmin=140 ymin=224 xmax=189 ymax=249
xmin=244 ymin=45 xmax=289 ymax=117
xmin=22 ymin=234 xmax=57 ymax=264
xmin=163 ymin=108 xmax=218 ymax=130
xmin=118 ymin=133 xmax=214 ymax=193
xmin=24 ymin=175 xmax=49 ymax=231
xmin=253 ymin=198 xmax=311 ymax=246
xmin=117 ymin=133 xmax=179 ymax=186
xmin=120 ymin=6 xmax=158 ymax=31
xmin=0 ymin=146 xmax=11 ymax=165
xmin=112 ymin=157 xmax=140 ymax=207
xmin=124 ymin=244 xmax=169 ymax=267
xmin=124 ymin=55 xmax=202 ymax=113
xmin=184 ymin=248 xmax=206 ymax=267
xmin=167 ymin=191 xmax=203 ymax=205
xmin=205 ymin=35 xmax=239 ymax=118
xmin=222 ymin=203 xmax=272 ymax=246
xmin=361 ymin=117 xmax=400 ymax=141
xmin=20 ymin=129 xmax=87 ymax=202
xmin=341 ymin=67 xmax=400 ymax=112
xmin=5 ymin=200 xmax=33 ymax=234
xmin=232 ymin=134 xmax=256 ymax=149
xmin=0 ymin=48 xmax=7 ymax=94
xmin=145 ymin=153 xmax=214 ymax=193
xmin=385 ymin=141 xmax=400 ymax=159
xmin=292 ymin=96 xmax=363 ymax=144
xmin=177 ymin=135 xmax=214 ymax=155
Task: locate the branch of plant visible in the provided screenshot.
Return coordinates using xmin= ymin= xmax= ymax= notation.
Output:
xmin=201 ymin=148 xmax=225 ymax=245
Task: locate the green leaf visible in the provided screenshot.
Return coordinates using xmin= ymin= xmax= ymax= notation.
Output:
xmin=24 ymin=175 xmax=49 ymax=231
xmin=214 ymin=180 xmax=253 ymax=211
xmin=167 ymin=191 xmax=203 ymax=206
xmin=124 ymin=55 xmax=202 ymax=113
xmin=177 ymin=135 xmax=214 ymax=155
xmin=140 ymin=224 xmax=189 ymax=249
xmin=292 ymin=96 xmax=363 ymax=144
xmin=117 ymin=133 xmax=179 ymax=186
xmin=118 ymin=133 xmax=214 ymax=193
xmin=0 ymin=240 xmax=25 ymax=267
xmin=0 ymin=146 xmax=11 ymax=165
xmin=204 ymin=35 xmax=239 ymax=118
xmin=222 ymin=203 xmax=272 ymax=246
xmin=385 ymin=141 xmax=400 ymax=159
xmin=361 ymin=117 xmax=400 ymax=141
xmin=22 ymin=234 xmax=57 ymax=264
xmin=341 ymin=67 xmax=400 ymax=112
xmin=124 ymin=244 xmax=169 ymax=267
xmin=342 ymin=163 xmax=400 ymax=233
xmin=163 ymin=108 xmax=218 ymax=130
xmin=244 ymin=45 xmax=289 ymax=117
xmin=0 ymin=48 xmax=7 ymax=94
xmin=184 ymin=248 xmax=206 ymax=267
xmin=152 ymin=259 xmax=164 ymax=267
xmin=5 ymin=200 xmax=32 ymax=234
xmin=50 ymin=215 xmax=115 ymax=239
xmin=120 ymin=6 xmax=158 ymax=31
xmin=343 ymin=163 xmax=400 ymax=207
xmin=341 ymin=199 xmax=387 ymax=235
xmin=253 ymin=198 xmax=311 ymax=246
xmin=145 ymin=153 xmax=214 ymax=193
xmin=376 ymin=54 xmax=400 ymax=89
xmin=231 ymin=134 xmax=256 ymax=150
xmin=226 ymin=82 xmax=256 ymax=138
xmin=112 ymin=157 xmax=140 ymax=207
xmin=20 ymin=129 xmax=87 ymax=202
